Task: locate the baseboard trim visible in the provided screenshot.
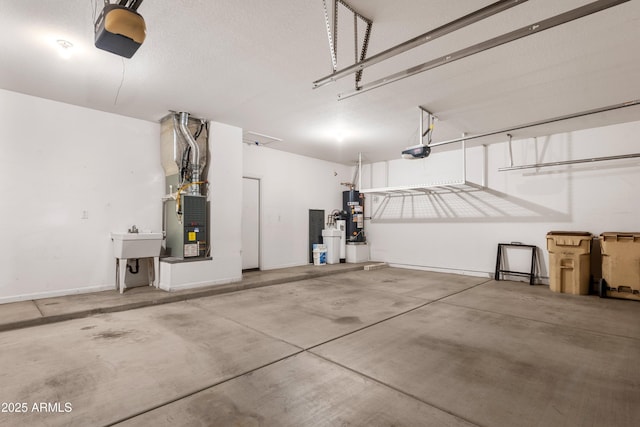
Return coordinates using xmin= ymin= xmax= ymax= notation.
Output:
xmin=388 ymin=263 xmax=491 ymax=278
xmin=0 ymin=284 xmax=114 ymax=305
xmin=388 ymin=263 xmax=550 ymax=285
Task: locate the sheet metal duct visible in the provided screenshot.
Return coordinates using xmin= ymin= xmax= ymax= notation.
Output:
xmin=160 ymin=112 xmax=208 ymax=194
xmin=179 ymin=112 xmax=201 ymax=194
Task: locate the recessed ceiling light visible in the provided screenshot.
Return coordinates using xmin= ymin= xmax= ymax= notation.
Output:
xmin=56 ymin=39 xmax=74 ymax=59
xmin=332 ymin=129 xmax=349 ymax=143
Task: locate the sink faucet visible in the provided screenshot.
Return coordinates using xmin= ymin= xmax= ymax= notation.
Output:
xmin=128 ymin=225 xmax=139 ymax=233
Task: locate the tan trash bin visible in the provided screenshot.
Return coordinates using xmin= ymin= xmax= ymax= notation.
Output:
xmin=546 ymin=231 xmax=592 ymax=295
xmin=599 ymin=232 xmax=640 ymax=301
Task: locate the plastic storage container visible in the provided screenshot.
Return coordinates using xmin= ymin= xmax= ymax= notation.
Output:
xmin=546 ymin=231 xmax=593 ymax=295
xmin=599 ymin=232 xmax=640 ymax=301
xmin=312 ymin=244 xmax=327 ymax=266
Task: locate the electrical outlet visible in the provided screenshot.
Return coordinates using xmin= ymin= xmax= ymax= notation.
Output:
xmin=81 ymin=210 xmax=89 ymax=219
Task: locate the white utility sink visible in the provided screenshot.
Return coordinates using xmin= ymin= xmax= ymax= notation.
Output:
xmin=111 ymin=232 xmax=163 ymax=259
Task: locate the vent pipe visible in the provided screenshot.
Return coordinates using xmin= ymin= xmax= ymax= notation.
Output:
xmin=178 ymin=112 xmax=200 ymax=194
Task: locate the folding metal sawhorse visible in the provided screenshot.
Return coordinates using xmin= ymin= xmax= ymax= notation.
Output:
xmin=495 ymin=243 xmax=537 ymax=285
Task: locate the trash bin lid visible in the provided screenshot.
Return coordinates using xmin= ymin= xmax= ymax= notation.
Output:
xmin=600 ymin=232 xmax=640 ymax=238
xmin=546 ymin=231 xmax=592 ymax=236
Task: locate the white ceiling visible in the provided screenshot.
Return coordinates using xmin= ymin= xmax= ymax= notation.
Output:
xmin=1 ymin=0 xmax=639 ymax=165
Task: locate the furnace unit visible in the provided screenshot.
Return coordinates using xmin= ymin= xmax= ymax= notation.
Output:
xmin=160 ymin=112 xmax=209 ymax=259
xmin=164 ymin=194 xmax=207 ymax=258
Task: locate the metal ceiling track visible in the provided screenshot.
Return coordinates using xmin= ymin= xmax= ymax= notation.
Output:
xmin=419 ymin=106 xmax=435 ymax=145
xmin=313 ymin=0 xmax=528 ymax=89
xmin=337 ymin=0 xmax=631 ymax=100
xmin=114 ymin=0 xmax=143 ymax=10
xmin=428 ymin=99 xmax=640 ymax=148
xmin=322 ymin=0 xmax=373 ymax=87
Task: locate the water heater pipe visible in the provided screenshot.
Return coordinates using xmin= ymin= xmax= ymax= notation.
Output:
xmin=358 ymin=152 xmax=362 ymax=191
xmin=179 ymin=112 xmax=200 ymax=194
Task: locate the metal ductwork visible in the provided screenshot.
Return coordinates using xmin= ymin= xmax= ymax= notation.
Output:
xmin=160 ymin=112 xmax=208 ymax=194
xmin=179 ymin=112 xmax=201 ymax=194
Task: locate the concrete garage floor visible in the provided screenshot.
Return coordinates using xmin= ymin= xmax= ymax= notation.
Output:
xmin=0 ymin=263 xmax=364 ymax=332
xmin=1 ymin=267 xmax=639 ymax=426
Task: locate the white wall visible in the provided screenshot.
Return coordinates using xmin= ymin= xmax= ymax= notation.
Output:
xmin=362 ymin=120 xmax=640 ymax=281
xmin=4 ymin=86 xmax=634 ymax=299
xmin=243 ymin=144 xmax=352 ymax=270
xmin=0 ymin=89 xmax=163 ymax=303
xmin=159 ymin=122 xmax=243 ymax=290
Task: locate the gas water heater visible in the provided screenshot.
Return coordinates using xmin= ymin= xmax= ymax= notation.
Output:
xmin=343 ymin=189 xmax=365 ymax=243
xmin=160 ymin=112 xmax=209 ymax=259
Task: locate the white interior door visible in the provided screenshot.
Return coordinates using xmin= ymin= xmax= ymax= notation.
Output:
xmin=242 ymin=177 xmax=260 ymax=270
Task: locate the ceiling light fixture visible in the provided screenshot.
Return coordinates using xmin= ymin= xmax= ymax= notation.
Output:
xmin=56 ymin=39 xmax=74 ymax=59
